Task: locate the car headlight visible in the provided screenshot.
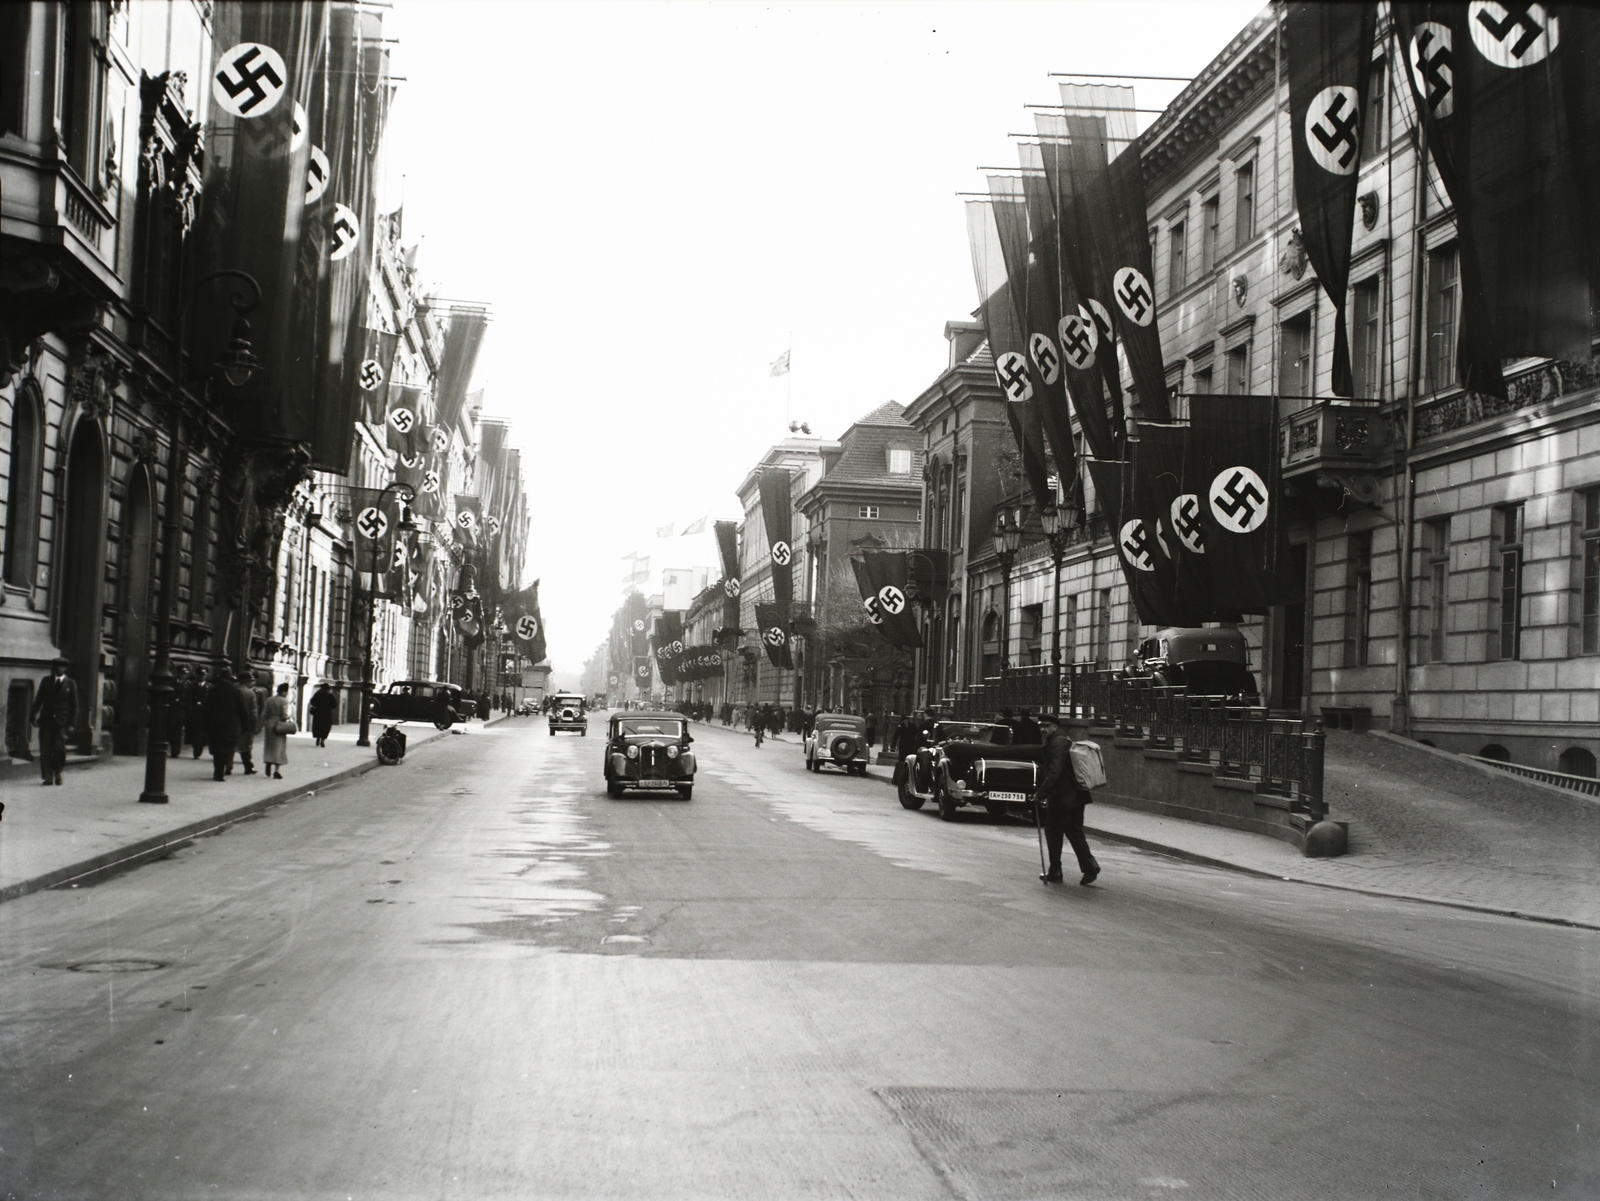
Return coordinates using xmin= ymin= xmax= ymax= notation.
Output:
xmin=955 ymin=778 xmax=967 ymax=791
xmin=626 ymin=745 xmax=639 ymax=759
xmin=666 ymin=745 xmax=679 ymax=759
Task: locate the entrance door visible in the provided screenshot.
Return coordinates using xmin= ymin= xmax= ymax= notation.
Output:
xmin=57 ymin=420 xmax=107 ymax=751
xmin=114 ymin=464 xmax=154 ymax=754
xmin=1278 ymin=543 xmax=1309 ymax=714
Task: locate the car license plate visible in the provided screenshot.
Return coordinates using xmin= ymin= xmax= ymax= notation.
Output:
xmin=988 ymin=791 xmax=1026 ymax=803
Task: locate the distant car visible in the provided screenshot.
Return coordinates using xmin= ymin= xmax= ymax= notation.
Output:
xmin=804 ymin=713 xmax=871 ymax=776
xmin=370 ymin=680 xmax=473 ymax=730
xmin=517 ymin=699 xmax=538 ymax=716
xmin=898 ymin=720 xmax=1047 ymax=821
xmin=548 ymin=693 xmax=588 ymax=736
xmin=604 ymin=711 xmax=696 ymax=799
xmin=1125 ymin=627 xmax=1260 ymax=701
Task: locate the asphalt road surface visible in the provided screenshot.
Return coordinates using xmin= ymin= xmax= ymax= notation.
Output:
xmin=2 ymin=714 xmax=1596 ymax=1200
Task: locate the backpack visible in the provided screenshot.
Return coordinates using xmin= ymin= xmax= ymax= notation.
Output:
xmin=1069 ymin=740 xmax=1107 ymax=790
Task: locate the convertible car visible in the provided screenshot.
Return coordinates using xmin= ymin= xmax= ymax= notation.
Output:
xmin=604 ymin=710 xmax=696 ymax=799
xmin=897 ymin=720 xmax=1047 ymax=821
xmin=804 ymin=713 xmax=871 ymax=775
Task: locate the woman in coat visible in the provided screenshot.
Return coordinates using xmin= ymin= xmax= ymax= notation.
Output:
xmin=261 ymin=682 xmax=293 ymax=780
xmin=307 ymin=682 xmax=337 ymax=746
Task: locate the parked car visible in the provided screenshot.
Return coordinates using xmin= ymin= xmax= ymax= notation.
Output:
xmin=1124 ymin=627 xmax=1260 ymax=701
xmin=604 ymin=711 xmax=696 ymax=798
xmin=548 ymin=693 xmax=589 ymax=736
xmin=804 ymin=713 xmax=871 ymax=776
xmin=897 ymin=720 xmax=1047 ymax=821
xmin=369 ymin=680 xmax=473 ymax=729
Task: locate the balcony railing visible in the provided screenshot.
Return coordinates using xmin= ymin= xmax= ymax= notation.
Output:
xmin=1279 ymin=399 xmax=1388 ymax=477
xmin=947 ymin=663 xmax=1325 ymax=820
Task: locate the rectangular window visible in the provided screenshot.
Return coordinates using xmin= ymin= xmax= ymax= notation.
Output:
xmin=858 ymin=505 xmax=879 ymax=519
xmin=1234 ymin=161 xmax=1255 ymax=246
xmin=1422 ymin=517 xmax=1450 ymax=663
xmin=1582 ymin=491 xmax=1599 ymax=654
xmin=1345 ymin=531 xmax=1373 ymax=666
xmin=1278 ymin=312 xmax=1312 ymax=397
xmin=1168 ymin=220 xmax=1187 ymax=294
xmin=1225 ymin=345 xmax=1249 ymax=395
xmin=953 ymin=461 xmax=966 ymax=550
xmin=1362 ymin=58 xmax=1387 ymax=161
xmin=1062 ymin=593 xmax=1078 ymax=663
xmin=1020 ymin=603 xmax=1043 ymax=666
xmin=888 ymin=448 xmax=912 ymax=474
xmin=1200 ymin=194 xmax=1220 ymax=274
xmin=1351 ymin=277 xmax=1382 ymax=399
xmin=1491 ymin=504 xmax=1524 ymax=660
xmin=1096 ymin=588 xmax=1112 ymax=668
xmin=1191 ymin=365 xmax=1212 ymax=395
xmin=1426 ymin=244 xmax=1459 ymax=393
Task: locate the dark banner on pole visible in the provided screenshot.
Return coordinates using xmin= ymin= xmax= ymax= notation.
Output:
xmin=862 ymin=551 xmax=923 ymax=649
xmin=754 ymin=601 xmax=793 ymax=670
xmin=1285 ymin=0 xmax=1375 ymax=398
xmin=507 ymin=580 xmax=546 ymax=665
xmin=435 ymin=307 xmax=488 ymax=432
xmin=850 ymin=557 xmax=885 ymax=635
xmin=758 ymin=467 xmax=795 ymax=612
xmin=1185 ymin=395 xmax=1299 ymax=614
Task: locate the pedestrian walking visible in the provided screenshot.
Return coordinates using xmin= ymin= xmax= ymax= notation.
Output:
xmin=308 ymin=682 xmax=337 ymax=746
xmin=864 ymin=710 xmax=877 ymax=749
xmin=1033 ymin=713 xmax=1100 ymax=886
xmin=169 ymin=665 xmax=190 ymax=758
xmin=185 ymin=666 xmax=211 ymax=758
xmin=753 ymin=714 xmax=765 ymax=748
xmin=204 ymin=664 xmax=249 ymax=780
xmin=1014 ymin=709 xmax=1041 ymax=745
xmin=235 ymin=669 xmax=260 ymax=775
xmin=29 ymin=657 xmax=77 ymax=786
xmin=261 ymin=682 xmax=294 ymax=780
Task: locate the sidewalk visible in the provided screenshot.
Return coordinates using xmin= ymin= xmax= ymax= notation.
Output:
xmin=694 ymin=721 xmax=1600 ymax=930
xmin=0 ymin=718 xmax=505 ymax=903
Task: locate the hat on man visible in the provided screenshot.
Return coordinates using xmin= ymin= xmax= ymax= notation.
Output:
xmin=50 ymin=657 xmax=70 ymax=669
xmin=236 ymin=668 xmax=256 ymax=683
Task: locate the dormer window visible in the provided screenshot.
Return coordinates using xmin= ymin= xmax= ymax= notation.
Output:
xmin=888 ymin=447 xmax=912 ymax=474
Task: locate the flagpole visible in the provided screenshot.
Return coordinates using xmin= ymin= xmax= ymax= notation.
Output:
xmin=786 ymin=331 xmax=792 ymax=426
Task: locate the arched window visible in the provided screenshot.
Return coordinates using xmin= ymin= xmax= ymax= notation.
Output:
xmin=1558 ymin=747 xmax=1597 ymax=779
xmin=3 ymin=377 xmax=44 ymax=588
xmin=1479 ymin=744 xmax=1510 ymax=762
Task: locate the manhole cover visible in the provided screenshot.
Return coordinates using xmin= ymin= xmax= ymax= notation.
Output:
xmin=66 ymin=959 xmax=166 ymax=973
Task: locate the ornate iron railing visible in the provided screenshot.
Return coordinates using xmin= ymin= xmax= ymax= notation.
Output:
xmin=949 ymin=664 xmax=1326 ymax=819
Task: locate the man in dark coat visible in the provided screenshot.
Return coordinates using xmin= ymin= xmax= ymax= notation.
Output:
xmin=168 ymin=665 xmax=190 ymax=758
xmin=185 ymin=666 xmax=210 ymax=758
xmin=1034 ymin=714 xmax=1099 ymax=885
xmin=863 ymin=710 xmax=877 ymax=749
xmin=235 ymin=669 xmax=260 ymax=774
xmin=29 ymin=657 xmax=77 ymax=785
xmin=1013 ymin=710 xmax=1042 ymax=746
xmin=204 ymin=665 xmax=250 ymax=780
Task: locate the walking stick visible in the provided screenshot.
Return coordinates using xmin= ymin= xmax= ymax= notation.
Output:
xmin=1033 ymin=792 xmax=1049 ymax=883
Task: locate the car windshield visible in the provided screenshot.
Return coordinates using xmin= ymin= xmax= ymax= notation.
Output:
xmin=552 ymin=697 xmax=583 ymax=708
xmin=936 ymin=722 xmax=1011 ymax=745
xmin=816 ymin=716 xmax=863 ymax=731
xmin=617 ymin=719 xmax=684 ymax=737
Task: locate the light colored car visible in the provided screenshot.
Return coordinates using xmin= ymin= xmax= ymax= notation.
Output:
xmin=804 ymin=714 xmax=871 ymax=776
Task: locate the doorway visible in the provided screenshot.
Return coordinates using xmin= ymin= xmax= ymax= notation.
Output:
xmin=114 ymin=464 xmax=154 ymax=754
xmin=56 ymin=420 xmax=107 ymax=751
xmin=1277 ymin=543 xmax=1309 ymax=714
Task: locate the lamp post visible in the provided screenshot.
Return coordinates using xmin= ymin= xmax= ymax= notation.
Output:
xmin=992 ymin=509 xmax=1022 ymax=671
xmin=140 ymin=271 xmax=262 ymax=804
xmin=357 ymin=481 xmax=417 ymax=747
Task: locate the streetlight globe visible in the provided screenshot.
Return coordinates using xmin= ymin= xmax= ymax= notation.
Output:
xmin=1040 ymin=504 xmax=1061 ymax=536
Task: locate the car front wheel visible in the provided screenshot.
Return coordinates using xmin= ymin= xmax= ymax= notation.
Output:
xmin=677 ymin=783 xmax=693 ymax=800
xmin=898 ymin=776 xmax=924 ymax=810
xmin=607 ymin=781 xmax=625 ymax=798
xmin=937 ymin=781 xmax=959 ymax=821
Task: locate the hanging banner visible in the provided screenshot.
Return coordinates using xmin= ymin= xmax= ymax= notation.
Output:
xmin=1131 ymin=423 xmax=1238 ymax=625
xmin=1086 ymin=456 xmax=1165 ymax=629
xmin=850 ymin=556 xmax=885 ymax=633
xmin=653 ymin=613 xmax=686 ymax=685
xmin=754 ymin=601 xmax=793 ymax=670
xmin=1058 ymin=83 xmax=1170 ymax=422
xmin=1394 ymin=3 xmax=1590 ymax=382
xmin=434 ymin=307 xmax=489 ymax=432
xmin=633 ymin=656 xmax=653 ymax=690
xmin=1186 ymin=395 xmax=1299 ymax=614
xmin=451 ymin=493 xmax=482 ymax=547
xmin=992 ymin=173 xmax=1078 ymax=500
xmin=190 ymin=1 xmax=319 ymax=444
xmin=1284 ymin=0 xmax=1376 ymax=398
xmin=715 ymin=518 xmax=742 ymax=632
xmin=965 ymin=200 xmax=1055 ymax=509
xmin=1035 ymin=116 xmax=1124 ymax=461
xmin=507 ymin=580 xmax=546 ymax=664
xmin=862 ymin=551 xmax=924 ymax=649
xmin=758 ymin=466 xmax=795 ymax=612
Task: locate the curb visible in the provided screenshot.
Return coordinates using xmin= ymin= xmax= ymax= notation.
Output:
xmin=854 ymin=753 xmax=1599 ymax=931
xmin=0 ymin=722 xmax=466 ymax=905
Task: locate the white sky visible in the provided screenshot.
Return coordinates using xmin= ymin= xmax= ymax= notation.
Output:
xmin=380 ymin=0 xmax=1265 ymax=676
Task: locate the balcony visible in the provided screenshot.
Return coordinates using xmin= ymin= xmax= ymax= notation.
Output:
xmin=1279 ymin=399 xmax=1389 ymax=509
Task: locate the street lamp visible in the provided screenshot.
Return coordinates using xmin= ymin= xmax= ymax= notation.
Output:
xmin=992 ymin=508 xmax=1022 ymax=672
xmin=357 ymin=482 xmax=418 ymax=747
xmin=140 ymin=270 xmax=262 ymax=805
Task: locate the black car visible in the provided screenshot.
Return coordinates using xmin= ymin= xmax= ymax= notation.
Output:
xmin=898 ymin=720 xmax=1046 ymax=821
xmin=1125 ymin=627 xmax=1260 ymax=700
xmin=369 ymin=680 xmax=474 ymax=729
xmin=604 ymin=711 xmax=696 ymax=799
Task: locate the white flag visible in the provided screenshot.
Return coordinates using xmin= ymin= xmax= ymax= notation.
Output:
xmin=769 ymin=349 xmax=790 ymax=377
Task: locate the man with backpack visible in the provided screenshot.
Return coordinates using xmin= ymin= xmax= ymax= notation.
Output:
xmin=1033 ymin=713 xmax=1100 ymax=886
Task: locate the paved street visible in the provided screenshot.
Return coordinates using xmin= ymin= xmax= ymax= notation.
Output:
xmin=2 ymin=714 xmax=1596 ymax=1200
